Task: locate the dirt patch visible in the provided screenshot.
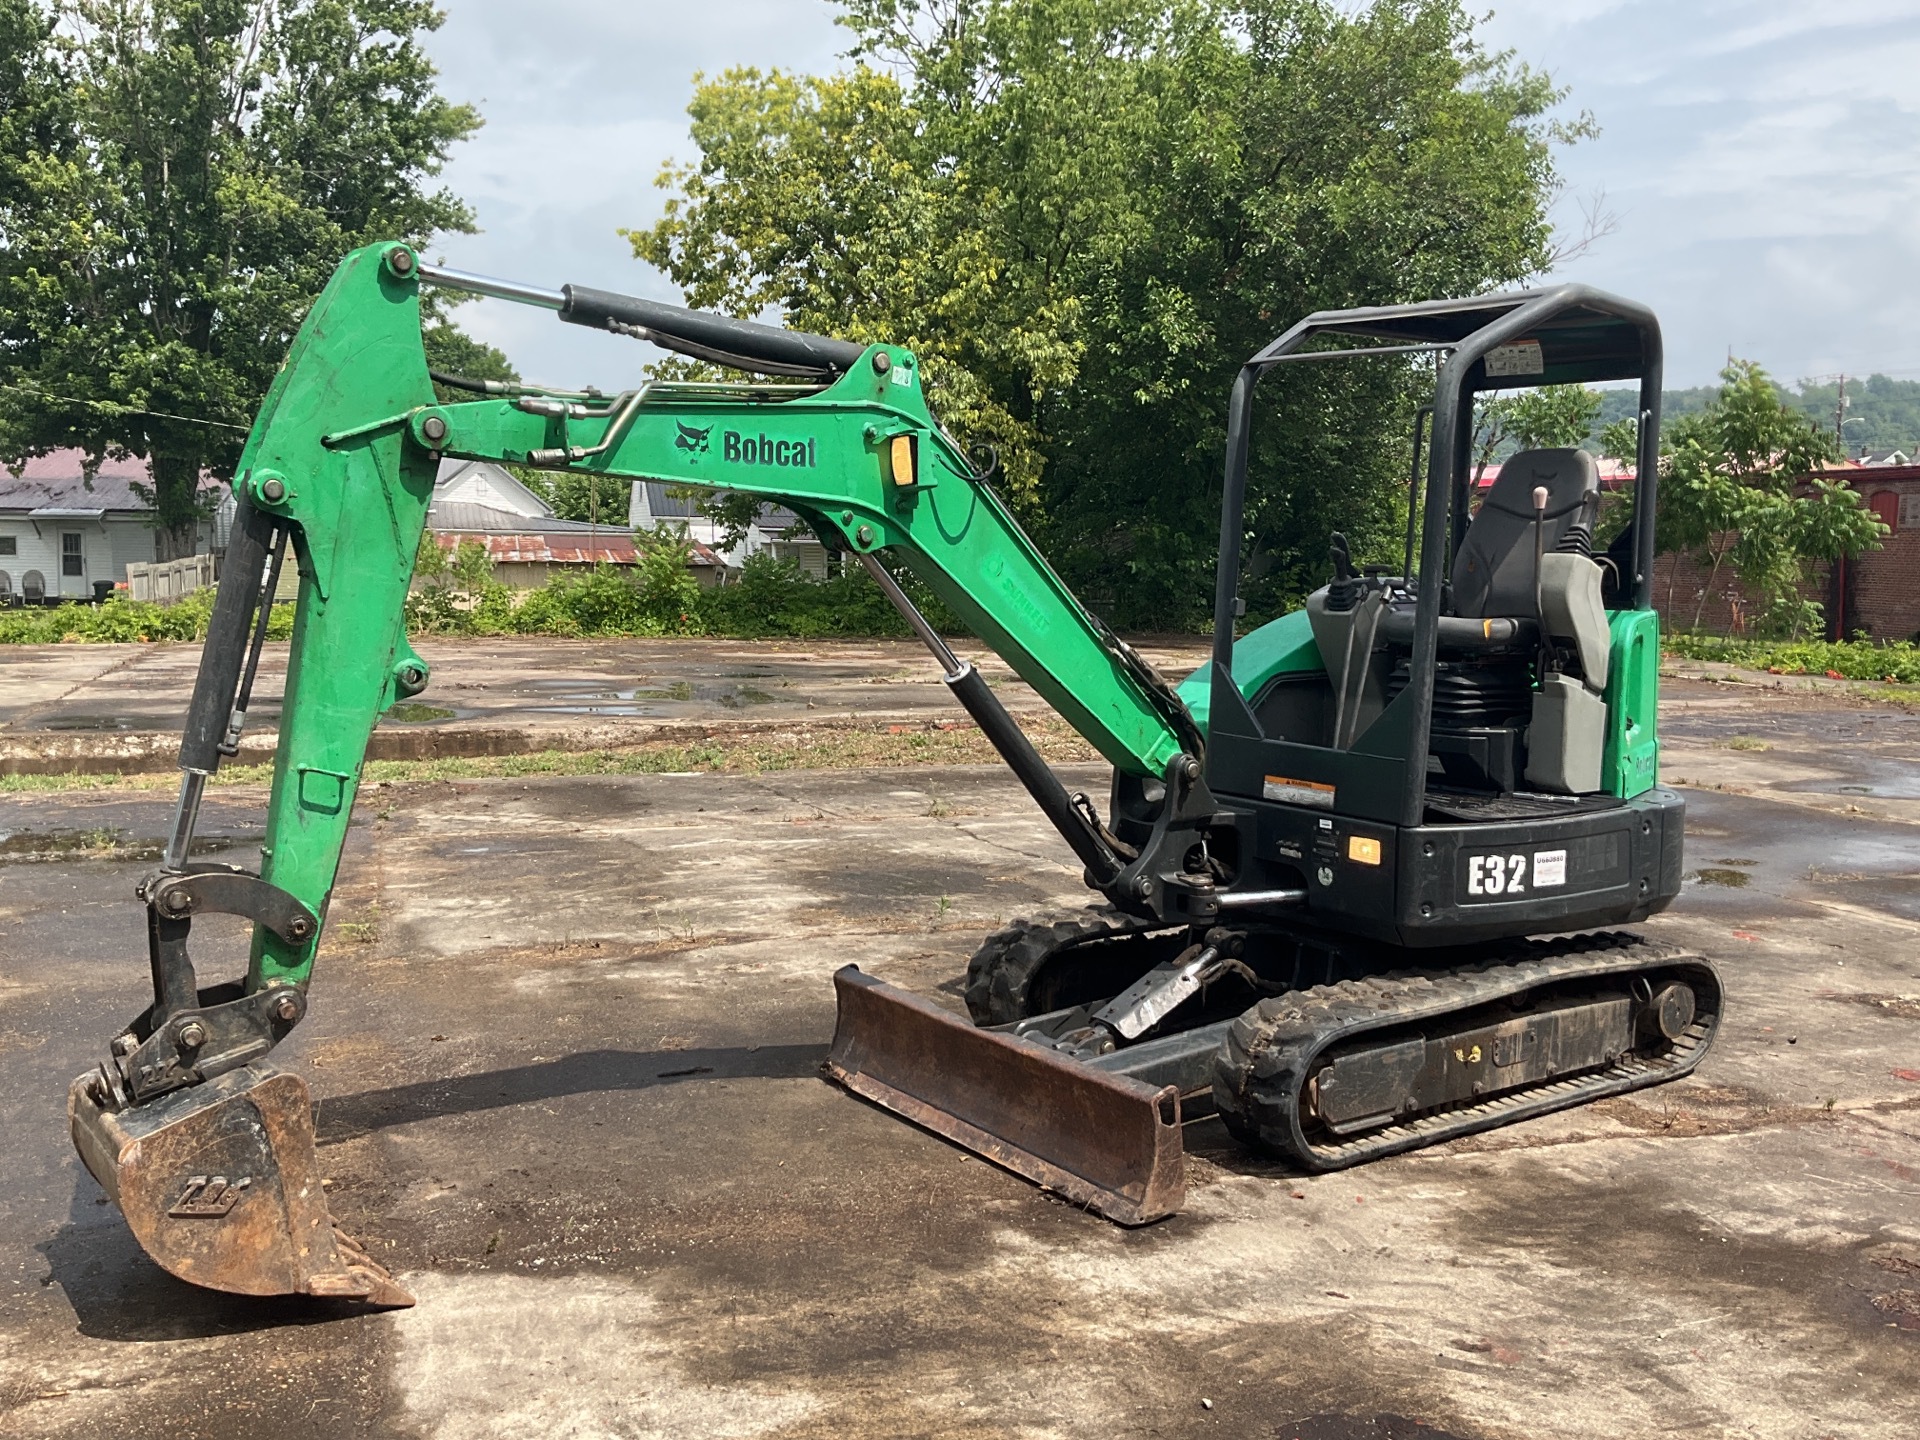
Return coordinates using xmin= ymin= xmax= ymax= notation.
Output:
xmin=1823 ymin=992 xmax=1920 ymax=1021
xmin=1871 ymin=1290 xmax=1920 ymax=1319
xmin=1587 ymin=1087 xmax=1838 ymax=1138
xmin=1688 ymin=867 xmax=1751 ymax=888
xmin=1277 ymin=1419 xmax=1480 ymax=1440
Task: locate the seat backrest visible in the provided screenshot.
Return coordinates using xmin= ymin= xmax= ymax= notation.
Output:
xmin=1451 ymin=448 xmax=1599 ymax=618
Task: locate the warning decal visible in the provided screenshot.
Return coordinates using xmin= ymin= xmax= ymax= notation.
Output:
xmin=1485 ymin=340 xmax=1545 ymax=377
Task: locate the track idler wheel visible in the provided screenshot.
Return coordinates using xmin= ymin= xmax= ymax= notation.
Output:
xmin=69 ymin=1061 xmax=412 ymax=1307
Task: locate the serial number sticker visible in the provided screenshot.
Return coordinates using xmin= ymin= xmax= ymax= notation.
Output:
xmin=1533 ymin=848 xmax=1568 ymax=887
xmin=1484 ymin=340 xmax=1544 ymax=377
xmin=1465 ymin=852 xmax=1528 ymax=897
xmin=1263 ymin=775 xmax=1335 ymax=809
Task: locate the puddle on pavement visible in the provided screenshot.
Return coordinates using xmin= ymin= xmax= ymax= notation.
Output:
xmin=523 ymin=677 xmax=783 ymax=716
xmin=0 ymin=827 xmax=238 ymax=862
xmin=386 ymin=702 xmax=458 ymax=724
xmin=1688 ymin=867 xmax=1752 ymax=888
xmin=39 ymin=715 xmax=137 ymax=731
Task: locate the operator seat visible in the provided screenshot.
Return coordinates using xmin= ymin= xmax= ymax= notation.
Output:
xmin=1452 ymin=448 xmax=1600 ymax=618
xmin=1451 ymin=448 xmax=1610 ymax=687
xmin=1454 ymin=448 xmax=1612 ymax=792
xmin=1305 ymin=449 xmax=1615 ymax=792
xmin=1376 ymin=448 xmax=1607 ymax=677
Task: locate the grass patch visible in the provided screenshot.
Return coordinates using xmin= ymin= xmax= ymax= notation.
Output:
xmin=1665 ymin=632 xmax=1920 ymax=684
xmin=0 ymin=718 xmax=1102 ymax=794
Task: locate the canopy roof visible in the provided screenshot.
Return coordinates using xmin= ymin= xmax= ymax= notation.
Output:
xmin=1257 ymin=285 xmax=1659 ymax=390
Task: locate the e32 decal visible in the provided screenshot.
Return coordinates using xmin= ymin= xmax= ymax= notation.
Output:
xmin=1466 ymin=852 xmax=1528 ymax=897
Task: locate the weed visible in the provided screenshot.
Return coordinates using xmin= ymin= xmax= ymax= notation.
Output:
xmin=332 ymin=919 xmax=379 ymax=945
xmin=0 ymin=719 xmax=1103 ymax=796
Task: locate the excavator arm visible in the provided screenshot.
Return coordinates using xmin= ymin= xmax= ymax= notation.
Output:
xmin=70 ymin=242 xmax=1216 ymax=1301
xmin=241 ymin=245 xmax=1197 ymax=985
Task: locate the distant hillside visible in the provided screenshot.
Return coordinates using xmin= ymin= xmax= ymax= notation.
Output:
xmin=1592 ymin=374 xmax=1920 ymax=458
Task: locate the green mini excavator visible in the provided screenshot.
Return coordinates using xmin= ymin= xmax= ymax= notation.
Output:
xmin=70 ymin=242 xmax=1719 ymax=1307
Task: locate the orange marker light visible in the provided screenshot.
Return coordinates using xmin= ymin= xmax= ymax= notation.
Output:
xmin=889 ymin=434 xmax=917 ymax=486
xmin=1347 ymin=835 xmax=1382 ymax=866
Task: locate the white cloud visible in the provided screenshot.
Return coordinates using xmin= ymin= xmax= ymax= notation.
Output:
xmin=420 ymin=0 xmax=846 ymax=387
xmin=415 ymin=0 xmax=1920 ymax=390
xmin=1482 ymin=0 xmax=1920 ymax=382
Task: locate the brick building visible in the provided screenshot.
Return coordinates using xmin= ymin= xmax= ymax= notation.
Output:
xmin=1647 ymin=459 xmax=1920 ymax=640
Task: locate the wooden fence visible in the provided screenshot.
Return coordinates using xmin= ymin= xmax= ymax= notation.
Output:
xmin=125 ymin=553 xmax=216 ymax=604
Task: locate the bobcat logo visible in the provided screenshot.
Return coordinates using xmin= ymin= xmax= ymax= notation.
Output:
xmin=675 ymin=422 xmax=712 ymax=455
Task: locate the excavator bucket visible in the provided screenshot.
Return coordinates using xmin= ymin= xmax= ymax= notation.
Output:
xmin=69 ymin=1062 xmax=413 ymax=1307
xmin=824 ymin=966 xmax=1185 ymax=1225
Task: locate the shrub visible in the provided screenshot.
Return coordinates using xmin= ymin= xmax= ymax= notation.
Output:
xmin=3 ymin=549 xmax=967 ymax=644
xmin=1664 ymin=632 xmax=1920 ymax=684
xmin=0 ymin=590 xmax=280 ymax=643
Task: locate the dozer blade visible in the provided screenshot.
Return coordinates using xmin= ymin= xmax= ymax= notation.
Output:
xmin=69 ymin=1061 xmax=413 ymax=1307
xmin=825 ymin=966 xmax=1184 ymax=1225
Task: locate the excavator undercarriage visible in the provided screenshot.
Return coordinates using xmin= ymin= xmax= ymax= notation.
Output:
xmin=829 ymin=913 xmax=1719 ymax=1223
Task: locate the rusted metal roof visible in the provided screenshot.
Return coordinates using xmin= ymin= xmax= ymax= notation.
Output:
xmin=428 ymin=530 xmax=722 ymax=568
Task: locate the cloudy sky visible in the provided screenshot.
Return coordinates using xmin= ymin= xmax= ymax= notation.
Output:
xmin=420 ymin=1 xmax=1920 ymax=393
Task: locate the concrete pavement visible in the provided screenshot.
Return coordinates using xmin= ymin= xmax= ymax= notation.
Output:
xmin=0 ymin=657 xmax=1915 ymax=1439
xmin=0 ymin=636 xmax=1209 ymax=775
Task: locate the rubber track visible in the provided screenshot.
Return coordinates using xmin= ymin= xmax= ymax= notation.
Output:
xmin=963 ymin=907 xmax=1180 ymax=1025
xmin=1210 ymin=932 xmax=1721 ymax=1171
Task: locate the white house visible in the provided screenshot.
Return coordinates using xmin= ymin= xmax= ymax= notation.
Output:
xmin=433 ymin=458 xmax=555 ymax=517
xmin=427 ymin=460 xmax=723 ymax=589
xmin=0 ymin=450 xmax=220 ymax=604
xmin=629 ymin=480 xmax=830 ymax=579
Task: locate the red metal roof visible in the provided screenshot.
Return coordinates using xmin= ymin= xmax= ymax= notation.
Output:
xmin=1475 ymin=456 xmax=1634 ymax=490
xmin=430 ymin=531 xmax=722 ymax=567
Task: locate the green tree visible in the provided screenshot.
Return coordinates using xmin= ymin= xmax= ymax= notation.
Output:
xmin=0 ymin=0 xmax=492 ymax=549
xmin=1659 ymin=360 xmax=1880 ymax=637
xmin=634 ymin=0 xmax=1586 ymax=626
xmin=1470 ymin=382 xmax=1603 ymax=485
xmin=540 ymin=469 xmax=631 ymax=527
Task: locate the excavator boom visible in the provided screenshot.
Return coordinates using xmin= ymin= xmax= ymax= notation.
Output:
xmin=72 ymin=242 xmax=1207 ymax=1298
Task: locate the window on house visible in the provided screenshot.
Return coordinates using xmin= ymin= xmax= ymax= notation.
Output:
xmin=0 ymin=534 xmax=15 ymax=555
xmin=1898 ymin=492 xmax=1920 ymax=532
xmin=61 ymin=532 xmax=84 ymax=577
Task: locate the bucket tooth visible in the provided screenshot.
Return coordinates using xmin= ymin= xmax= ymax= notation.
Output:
xmin=69 ymin=1061 xmax=413 ymax=1307
xmin=825 ymin=965 xmax=1185 ymax=1225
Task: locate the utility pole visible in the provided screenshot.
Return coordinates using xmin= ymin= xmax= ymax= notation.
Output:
xmin=1835 ymin=373 xmax=1849 ymax=452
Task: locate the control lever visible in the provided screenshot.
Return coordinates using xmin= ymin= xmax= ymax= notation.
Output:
xmin=1533 ymin=485 xmax=1552 ymax=679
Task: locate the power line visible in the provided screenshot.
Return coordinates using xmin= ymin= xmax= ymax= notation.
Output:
xmin=0 ymin=382 xmax=250 ymax=435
